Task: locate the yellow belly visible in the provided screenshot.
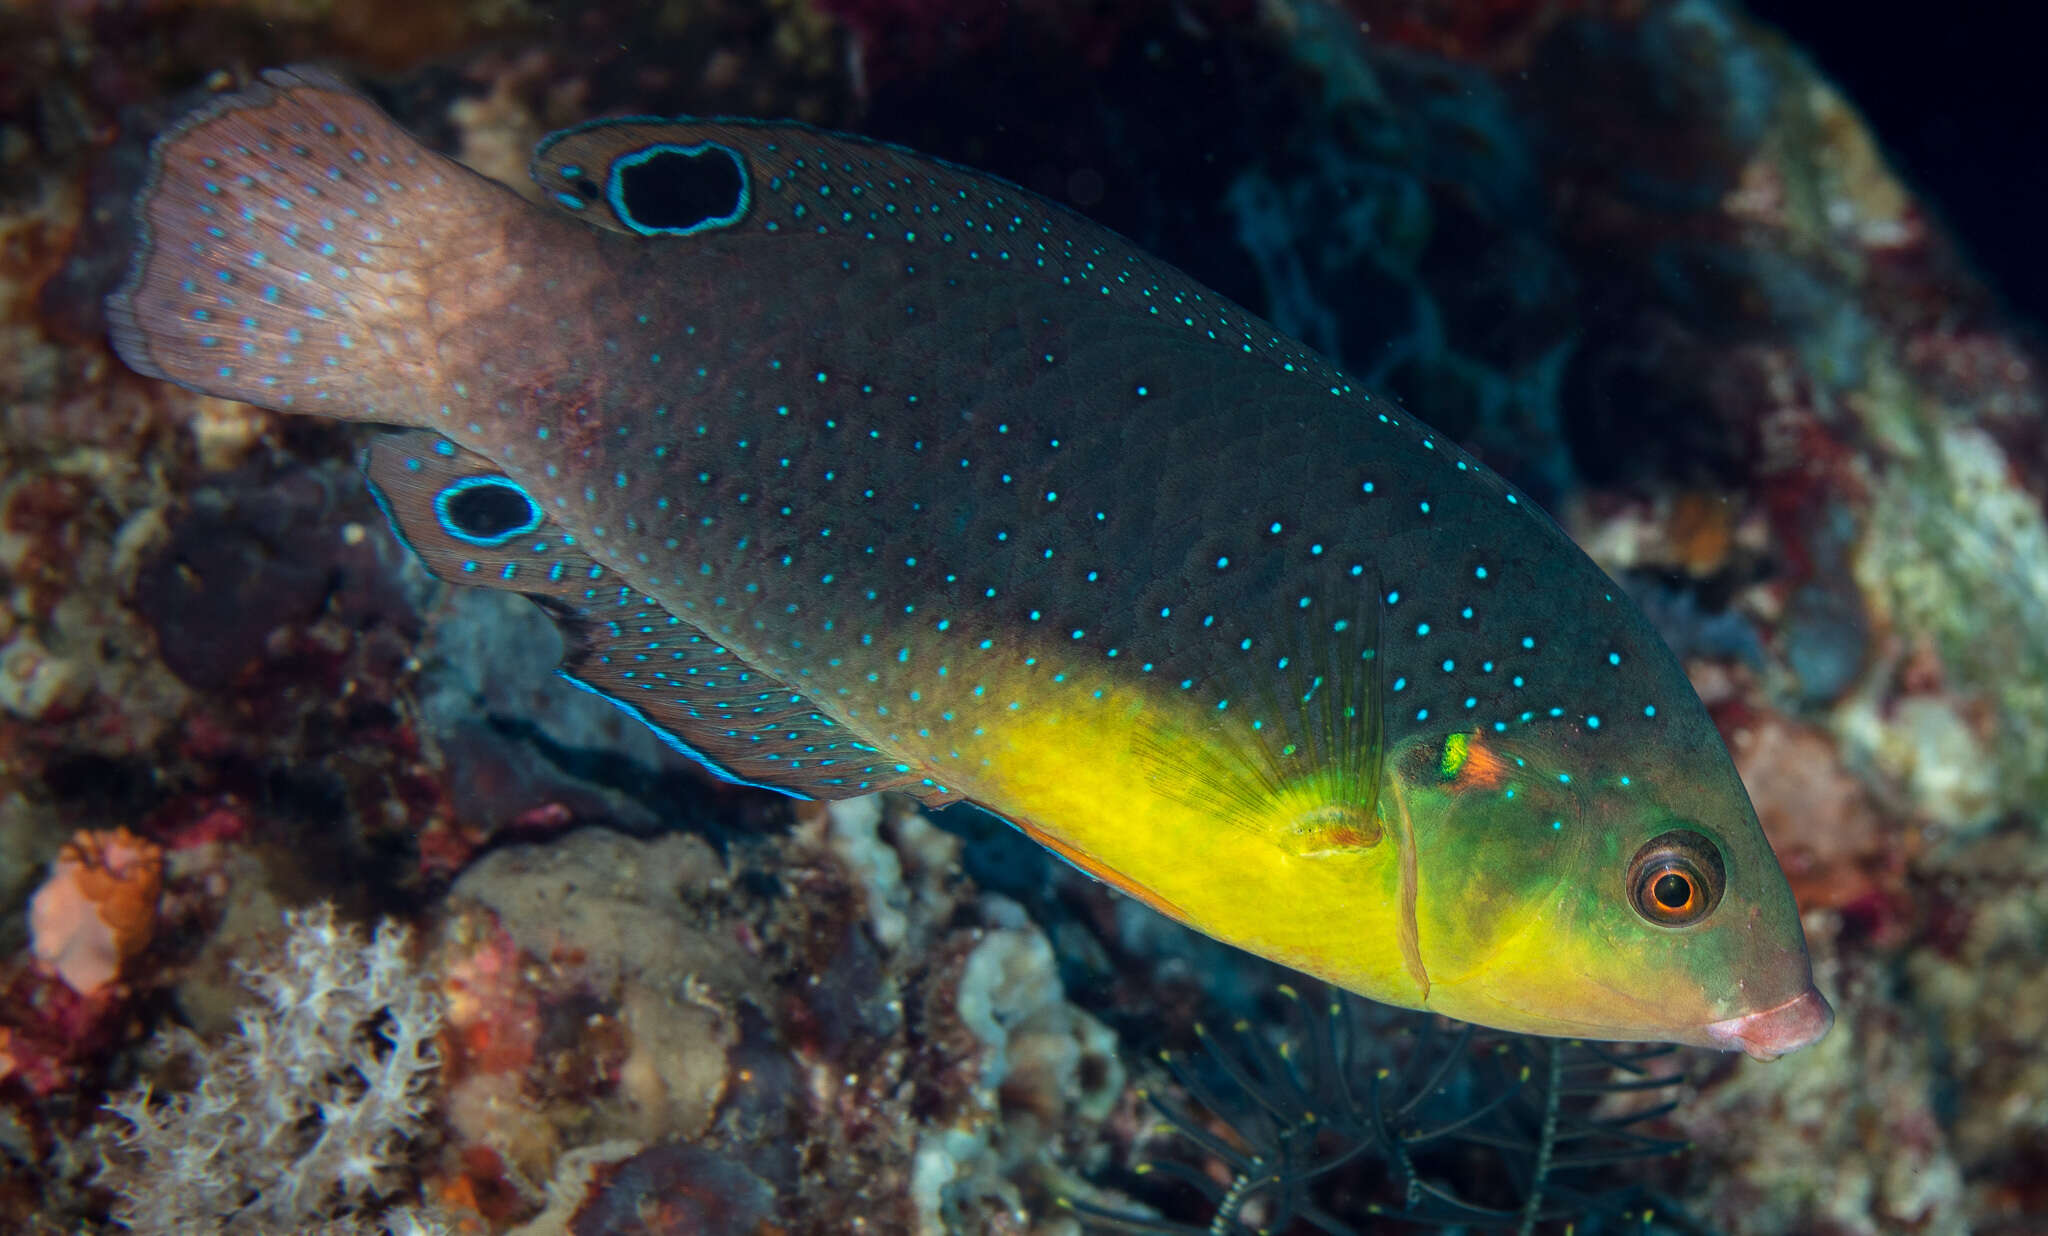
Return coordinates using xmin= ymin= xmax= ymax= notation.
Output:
xmin=889 ymin=660 xmax=1426 ymax=1009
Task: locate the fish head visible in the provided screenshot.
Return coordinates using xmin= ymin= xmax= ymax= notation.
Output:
xmin=1384 ymin=725 xmax=1829 ymax=1058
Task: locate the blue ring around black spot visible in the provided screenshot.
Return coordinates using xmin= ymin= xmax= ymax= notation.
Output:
xmin=606 ymin=142 xmax=750 ymax=237
xmin=433 ymin=475 xmax=544 ymax=547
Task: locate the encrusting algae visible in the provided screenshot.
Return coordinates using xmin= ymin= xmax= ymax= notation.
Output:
xmin=103 ymin=66 xmax=1829 ymax=1059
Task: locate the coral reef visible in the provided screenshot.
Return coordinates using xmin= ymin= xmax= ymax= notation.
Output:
xmin=410 ymin=807 xmax=1127 ymax=1234
xmin=100 ymin=904 xmax=447 ymax=1235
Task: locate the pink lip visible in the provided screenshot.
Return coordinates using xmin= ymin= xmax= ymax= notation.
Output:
xmin=1704 ymin=987 xmax=1834 ymax=1060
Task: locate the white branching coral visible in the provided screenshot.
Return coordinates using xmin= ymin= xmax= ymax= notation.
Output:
xmin=100 ymin=904 xmax=448 ymax=1236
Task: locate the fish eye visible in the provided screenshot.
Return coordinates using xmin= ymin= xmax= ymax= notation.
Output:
xmin=1626 ymin=829 xmax=1725 ymax=927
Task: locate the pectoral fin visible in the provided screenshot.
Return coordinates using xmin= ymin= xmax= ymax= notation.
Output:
xmin=1130 ymin=562 xmax=1388 ymax=859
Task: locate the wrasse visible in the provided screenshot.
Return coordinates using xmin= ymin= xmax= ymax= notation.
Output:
xmin=109 ymin=67 xmax=1830 ymax=1058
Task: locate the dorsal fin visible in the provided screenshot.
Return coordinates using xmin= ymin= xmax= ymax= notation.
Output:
xmin=530 ymin=120 xmax=756 ymax=237
xmin=362 ymin=431 xmax=963 ymax=806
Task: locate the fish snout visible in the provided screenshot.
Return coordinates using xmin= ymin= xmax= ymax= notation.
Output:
xmin=1704 ymin=986 xmax=1834 ymax=1060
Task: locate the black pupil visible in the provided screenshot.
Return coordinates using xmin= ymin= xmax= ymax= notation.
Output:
xmin=446 ymin=482 xmax=532 ymax=538
xmin=617 ymin=148 xmax=742 ymax=231
xmin=1652 ymin=871 xmax=1692 ymax=910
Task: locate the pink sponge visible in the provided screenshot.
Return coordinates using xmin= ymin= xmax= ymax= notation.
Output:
xmin=28 ymin=827 xmax=163 ymax=995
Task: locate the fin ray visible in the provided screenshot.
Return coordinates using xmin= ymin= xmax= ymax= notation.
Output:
xmin=107 ymin=66 xmax=516 ymax=424
xmin=1132 ymin=564 xmax=1387 ymax=856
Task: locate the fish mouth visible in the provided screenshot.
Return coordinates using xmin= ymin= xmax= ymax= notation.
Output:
xmin=1703 ymin=986 xmax=1834 ymax=1061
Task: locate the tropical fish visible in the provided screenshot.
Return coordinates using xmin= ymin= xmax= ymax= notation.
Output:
xmin=108 ymin=66 xmax=1830 ymax=1059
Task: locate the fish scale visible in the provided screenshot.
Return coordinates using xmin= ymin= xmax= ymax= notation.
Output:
xmin=108 ymin=66 xmax=1831 ymax=1057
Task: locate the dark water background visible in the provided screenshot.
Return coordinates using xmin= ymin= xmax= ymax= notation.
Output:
xmin=1753 ymin=1 xmax=2048 ymax=329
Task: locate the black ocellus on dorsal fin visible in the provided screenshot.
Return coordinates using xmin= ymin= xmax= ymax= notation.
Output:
xmin=530 ymin=119 xmax=758 ymax=238
xmin=362 ymin=431 xmax=963 ymax=806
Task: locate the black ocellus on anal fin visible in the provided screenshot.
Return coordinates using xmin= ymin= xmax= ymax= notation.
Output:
xmin=362 ymin=431 xmax=963 ymax=806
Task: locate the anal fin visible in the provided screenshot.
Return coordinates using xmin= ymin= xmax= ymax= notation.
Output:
xmin=363 ymin=431 xmax=962 ymax=805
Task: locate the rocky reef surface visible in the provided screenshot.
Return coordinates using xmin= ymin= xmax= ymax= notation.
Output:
xmin=1 ymin=2 xmax=2044 ymax=1233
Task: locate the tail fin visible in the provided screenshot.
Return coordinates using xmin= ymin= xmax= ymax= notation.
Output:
xmin=107 ymin=66 xmax=519 ymax=425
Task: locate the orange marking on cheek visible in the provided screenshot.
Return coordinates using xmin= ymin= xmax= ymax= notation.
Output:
xmin=1455 ymin=733 xmax=1511 ymax=791
xmin=1466 ymin=732 xmax=1515 ymax=789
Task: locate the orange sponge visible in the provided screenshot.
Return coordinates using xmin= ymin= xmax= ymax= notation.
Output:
xmin=28 ymin=827 xmax=165 ymax=995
